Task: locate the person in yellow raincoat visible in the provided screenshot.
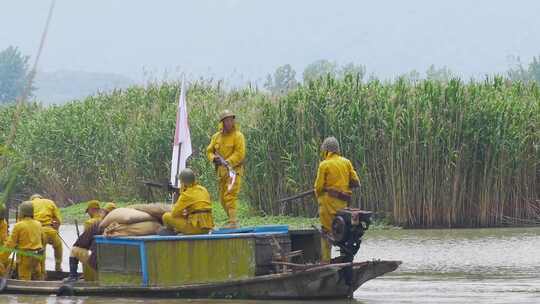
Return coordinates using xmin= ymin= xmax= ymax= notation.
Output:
xmin=0 ymin=207 xmax=7 ymax=277
xmin=84 ymin=200 xmax=104 ymax=231
xmin=314 ymin=137 xmax=360 ymax=262
xmin=68 ymin=200 xmax=114 ymax=283
xmin=162 ymin=169 xmax=214 ymax=235
xmin=0 ymin=201 xmax=44 ymax=280
xmin=30 ymin=194 xmax=63 ymax=272
xmin=79 ymin=200 xmax=105 ymax=280
xmin=0 ymin=206 xmax=8 ymax=246
xmin=206 ymin=109 xmax=246 ymax=228
xmin=68 ymin=201 xmax=113 ymax=281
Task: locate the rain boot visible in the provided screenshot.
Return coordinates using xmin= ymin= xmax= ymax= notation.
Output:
xmin=223 ymin=208 xmax=239 ymax=229
xmin=63 ymin=257 xmax=79 ymax=282
xmin=55 ymin=261 xmax=63 ymax=272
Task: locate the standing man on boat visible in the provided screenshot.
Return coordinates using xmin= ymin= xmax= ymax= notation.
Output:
xmin=314 ymin=137 xmax=360 ymax=262
xmin=30 ymin=194 xmax=63 ymax=272
xmin=162 ymin=168 xmax=214 ymax=235
xmin=206 ymin=109 xmax=246 ymax=229
xmin=0 ymin=201 xmax=44 ymax=280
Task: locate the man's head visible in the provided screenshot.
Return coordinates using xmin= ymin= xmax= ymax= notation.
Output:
xmin=179 ymin=168 xmax=196 ymax=186
xmin=85 ymin=200 xmax=101 ymax=217
xmin=321 ymin=136 xmax=340 ymax=154
xmin=30 ymin=194 xmax=42 ymax=201
xmin=103 ymin=202 xmax=117 ymax=214
xmin=19 ymin=201 xmax=34 ymax=218
xmin=220 ymin=109 xmax=236 ymax=133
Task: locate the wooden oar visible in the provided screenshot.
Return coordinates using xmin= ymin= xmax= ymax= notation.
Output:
xmin=277 ymin=189 xmax=315 ymax=204
xmin=56 ymin=230 xmax=71 ymax=251
xmin=74 ymin=220 xmax=80 ymax=238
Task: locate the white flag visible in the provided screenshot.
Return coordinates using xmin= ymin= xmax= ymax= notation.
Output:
xmin=170 ymin=77 xmax=192 ymax=188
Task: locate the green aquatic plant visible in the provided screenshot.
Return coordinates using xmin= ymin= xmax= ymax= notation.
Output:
xmin=1 ymin=76 xmax=538 ymax=228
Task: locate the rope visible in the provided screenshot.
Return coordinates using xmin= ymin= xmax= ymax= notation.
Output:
xmin=0 ymin=246 xmax=45 ymax=260
xmin=6 ymin=0 xmax=57 ymax=147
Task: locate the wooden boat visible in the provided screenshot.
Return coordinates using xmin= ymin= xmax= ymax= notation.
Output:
xmin=3 ymin=260 xmax=400 ymax=299
xmin=1 ymin=223 xmax=401 ymax=299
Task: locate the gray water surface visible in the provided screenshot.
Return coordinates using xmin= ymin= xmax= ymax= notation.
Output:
xmin=355 ymin=227 xmax=540 ymax=304
xmin=3 ymin=226 xmax=539 ymax=304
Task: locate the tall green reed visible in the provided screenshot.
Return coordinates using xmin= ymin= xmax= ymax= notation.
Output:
xmin=1 ymin=76 xmax=538 ymax=227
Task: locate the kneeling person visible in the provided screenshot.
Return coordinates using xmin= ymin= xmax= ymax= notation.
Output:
xmin=162 ymin=169 xmax=214 ymax=235
xmin=66 ymin=220 xmax=104 ymax=282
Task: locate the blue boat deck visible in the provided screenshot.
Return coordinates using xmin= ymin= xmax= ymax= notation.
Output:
xmin=95 ymin=224 xmax=289 ymax=243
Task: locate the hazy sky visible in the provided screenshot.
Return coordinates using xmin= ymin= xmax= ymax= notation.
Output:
xmin=1 ymin=0 xmax=539 ymax=83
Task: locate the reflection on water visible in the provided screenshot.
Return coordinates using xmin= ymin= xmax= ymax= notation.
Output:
xmin=5 ymin=226 xmax=540 ymax=304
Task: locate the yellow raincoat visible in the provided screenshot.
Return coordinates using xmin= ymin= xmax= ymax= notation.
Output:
xmin=162 ymin=183 xmax=214 ymax=235
xmin=84 ymin=214 xmax=103 ymax=231
xmin=314 ymin=152 xmax=360 ymax=261
xmin=32 ymin=197 xmax=63 ymax=270
xmin=32 ymin=198 xmax=62 ymax=227
xmin=0 ymin=217 xmax=44 ymax=280
xmin=0 ymin=219 xmax=7 ymax=246
xmin=0 ymin=218 xmax=7 ymax=276
xmin=206 ymin=123 xmax=246 ymax=225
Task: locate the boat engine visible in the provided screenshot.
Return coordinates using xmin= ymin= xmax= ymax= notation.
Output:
xmin=331 ymin=208 xmax=372 ymax=263
xmin=330 ymin=208 xmax=373 ymax=295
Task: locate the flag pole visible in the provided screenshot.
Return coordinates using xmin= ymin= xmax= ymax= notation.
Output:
xmin=170 ymin=75 xmax=191 ymax=204
xmin=172 ymin=142 xmax=182 ymax=204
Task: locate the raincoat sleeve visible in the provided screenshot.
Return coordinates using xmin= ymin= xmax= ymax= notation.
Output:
xmin=0 ymin=220 xmax=8 ymax=244
xmin=0 ymin=228 xmax=15 ymax=261
xmin=314 ymin=162 xmax=326 ymax=197
xmin=225 ymin=132 xmax=246 ymax=167
xmin=53 ymin=204 xmax=62 ymax=225
xmin=349 ymin=160 xmax=360 ymax=187
xmin=206 ymin=133 xmax=218 ymax=162
xmin=84 ymin=218 xmax=98 ymax=231
xmin=4 ymin=225 xmax=19 ymax=249
xmin=172 ymin=192 xmax=190 ymax=218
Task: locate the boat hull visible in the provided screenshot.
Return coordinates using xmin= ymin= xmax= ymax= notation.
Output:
xmin=3 ymin=260 xmax=400 ymax=299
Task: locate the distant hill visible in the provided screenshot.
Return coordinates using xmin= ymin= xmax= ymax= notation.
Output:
xmin=33 ymin=70 xmax=135 ymax=105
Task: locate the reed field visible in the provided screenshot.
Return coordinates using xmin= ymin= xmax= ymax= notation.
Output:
xmin=0 ymin=76 xmax=538 ymax=228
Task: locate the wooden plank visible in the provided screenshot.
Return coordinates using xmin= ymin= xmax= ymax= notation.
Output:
xmin=98 ymin=272 xmax=142 ymax=286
